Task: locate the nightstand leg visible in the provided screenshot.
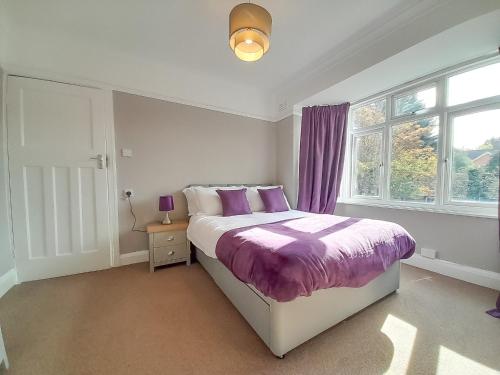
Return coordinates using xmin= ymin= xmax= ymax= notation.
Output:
xmin=149 ymin=233 xmax=155 ymax=273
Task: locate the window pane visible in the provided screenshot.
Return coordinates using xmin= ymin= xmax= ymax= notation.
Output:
xmin=394 ymin=86 xmax=436 ymax=116
xmin=353 ymin=133 xmax=382 ymax=197
xmin=448 ymin=63 xmax=500 ymax=106
xmin=450 ymin=109 xmax=500 ymax=203
xmin=352 ymin=99 xmax=386 ymax=128
xmin=390 ymin=116 xmax=439 ymax=203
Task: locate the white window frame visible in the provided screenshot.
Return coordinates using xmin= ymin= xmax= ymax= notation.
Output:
xmin=443 ymin=102 xmax=500 ymax=210
xmin=350 ymin=129 xmax=384 ymax=200
xmin=391 ymin=82 xmax=438 ymax=119
xmin=341 ymin=55 xmax=500 ymax=218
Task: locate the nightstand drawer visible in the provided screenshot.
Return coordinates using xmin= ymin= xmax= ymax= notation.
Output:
xmin=154 ymin=244 xmax=188 ymax=264
xmin=153 ymin=230 xmax=187 ymax=247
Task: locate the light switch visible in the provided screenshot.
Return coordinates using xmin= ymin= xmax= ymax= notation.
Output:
xmin=121 ymin=148 xmax=133 ymax=157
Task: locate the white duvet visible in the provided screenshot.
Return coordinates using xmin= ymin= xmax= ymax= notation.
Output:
xmin=187 ymin=210 xmax=314 ymax=258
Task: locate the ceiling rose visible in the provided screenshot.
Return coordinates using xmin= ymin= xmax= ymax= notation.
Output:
xmin=229 ymin=3 xmax=272 ymax=62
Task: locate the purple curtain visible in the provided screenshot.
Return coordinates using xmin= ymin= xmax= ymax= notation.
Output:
xmin=297 ymin=103 xmax=350 ymax=214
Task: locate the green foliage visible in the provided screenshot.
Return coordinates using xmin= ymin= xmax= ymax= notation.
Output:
xmin=485 ymin=152 xmax=500 ymax=173
xmin=451 ymin=137 xmax=499 ymax=202
xmin=395 ymin=95 xmax=425 ymax=115
xmin=390 ymin=121 xmax=438 ymax=202
xmin=453 ymin=150 xmax=473 ymax=171
xmin=479 ymin=137 xmax=500 ymax=150
xmin=354 ymin=133 xmax=380 ymax=196
xmin=353 ymin=101 xmax=385 ymax=128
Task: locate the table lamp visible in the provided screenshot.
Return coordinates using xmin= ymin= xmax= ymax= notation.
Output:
xmin=159 ymin=195 xmax=174 ymax=225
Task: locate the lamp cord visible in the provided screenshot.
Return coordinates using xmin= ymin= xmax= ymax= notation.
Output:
xmin=127 ymin=197 xmax=147 ymax=233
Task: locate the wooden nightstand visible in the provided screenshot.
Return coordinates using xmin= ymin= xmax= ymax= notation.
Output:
xmin=146 ymin=220 xmax=191 ymax=272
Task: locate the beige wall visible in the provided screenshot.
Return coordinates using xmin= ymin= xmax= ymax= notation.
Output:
xmin=275 ymin=115 xmax=301 ymax=208
xmin=334 ymin=203 xmax=500 ymax=273
xmin=113 ymin=92 xmax=277 ymax=253
xmin=0 ymin=66 xmax=15 ymax=277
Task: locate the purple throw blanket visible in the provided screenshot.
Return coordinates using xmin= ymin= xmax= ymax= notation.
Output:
xmin=216 ymin=215 xmax=415 ymax=302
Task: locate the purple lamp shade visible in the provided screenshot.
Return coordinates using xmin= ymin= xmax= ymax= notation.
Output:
xmin=159 ymin=195 xmax=174 ymax=212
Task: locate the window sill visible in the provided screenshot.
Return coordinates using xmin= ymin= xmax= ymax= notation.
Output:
xmin=336 ymin=199 xmax=497 ymax=219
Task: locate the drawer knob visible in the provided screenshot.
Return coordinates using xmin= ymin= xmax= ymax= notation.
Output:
xmin=168 ymin=250 xmax=175 ymax=256
xmin=167 ymin=236 xmax=174 ymax=241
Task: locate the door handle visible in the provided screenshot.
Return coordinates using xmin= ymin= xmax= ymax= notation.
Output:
xmin=90 ymin=154 xmax=106 ymax=169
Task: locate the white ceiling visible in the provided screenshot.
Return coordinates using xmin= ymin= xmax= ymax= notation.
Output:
xmin=1 ymin=0 xmax=499 ymax=120
xmin=0 ymin=0 xmax=406 ymax=89
xmin=300 ymin=9 xmax=500 ymax=109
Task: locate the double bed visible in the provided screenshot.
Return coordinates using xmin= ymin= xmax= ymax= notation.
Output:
xmin=185 ymin=185 xmax=415 ymax=357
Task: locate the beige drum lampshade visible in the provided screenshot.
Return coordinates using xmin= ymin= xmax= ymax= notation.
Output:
xmin=229 ymin=3 xmax=272 ymax=62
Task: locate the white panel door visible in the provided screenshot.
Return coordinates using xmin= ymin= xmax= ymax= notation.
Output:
xmin=7 ymin=76 xmax=111 ymax=281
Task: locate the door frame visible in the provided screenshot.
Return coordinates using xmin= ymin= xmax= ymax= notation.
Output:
xmin=1 ymin=70 xmax=16 ymax=277
xmin=1 ymin=69 xmax=121 ymax=273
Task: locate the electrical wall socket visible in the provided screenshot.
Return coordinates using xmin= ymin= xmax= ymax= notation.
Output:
xmin=121 ymin=148 xmax=133 ymax=157
xmin=123 ymin=189 xmax=135 ymax=199
xmin=421 ymin=248 xmax=437 ymax=259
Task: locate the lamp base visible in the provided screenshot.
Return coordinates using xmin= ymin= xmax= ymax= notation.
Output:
xmin=162 ymin=212 xmax=172 ymax=225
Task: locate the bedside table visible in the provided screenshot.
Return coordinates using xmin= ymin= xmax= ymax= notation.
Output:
xmin=146 ymin=220 xmax=191 ymax=272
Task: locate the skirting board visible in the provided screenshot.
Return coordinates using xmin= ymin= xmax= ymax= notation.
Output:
xmin=119 ymin=250 xmax=150 ymax=266
xmin=0 ymin=268 xmax=18 ymax=299
xmin=402 ymin=254 xmax=500 ymax=291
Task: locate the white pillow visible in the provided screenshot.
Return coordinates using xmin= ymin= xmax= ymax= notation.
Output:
xmin=248 ymin=185 xmax=291 ymax=211
xmin=182 ymin=187 xmax=200 ymax=216
xmin=193 ymin=186 xmax=244 ymax=216
xmin=246 ymin=187 xmax=265 ymax=212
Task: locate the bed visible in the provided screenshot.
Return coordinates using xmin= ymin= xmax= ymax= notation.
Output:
xmin=185 ymin=185 xmax=415 ymax=358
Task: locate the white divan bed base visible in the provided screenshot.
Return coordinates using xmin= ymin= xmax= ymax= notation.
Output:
xmin=195 ymin=247 xmax=400 ymax=357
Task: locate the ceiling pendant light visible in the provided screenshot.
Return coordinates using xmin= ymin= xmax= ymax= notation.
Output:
xmin=229 ymin=2 xmax=272 ymax=62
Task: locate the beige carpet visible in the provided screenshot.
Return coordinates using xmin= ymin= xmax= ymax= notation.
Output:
xmin=0 ymin=262 xmax=499 ymax=375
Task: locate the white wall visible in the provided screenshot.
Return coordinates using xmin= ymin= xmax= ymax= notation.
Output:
xmin=0 ymin=66 xmax=15 ymax=277
xmin=113 ymin=91 xmax=277 ymax=254
xmin=276 ymin=115 xmax=300 ymax=208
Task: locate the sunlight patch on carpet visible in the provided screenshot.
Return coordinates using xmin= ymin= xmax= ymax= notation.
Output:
xmin=437 ymin=346 xmax=498 ymax=374
xmin=381 ymin=314 xmax=417 ymax=374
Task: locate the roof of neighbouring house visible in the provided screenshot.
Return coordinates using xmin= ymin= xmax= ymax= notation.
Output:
xmin=466 ymin=150 xmax=495 ymax=160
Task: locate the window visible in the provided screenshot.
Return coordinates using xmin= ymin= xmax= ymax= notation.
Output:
xmin=448 ymin=62 xmax=500 ymax=106
xmin=450 ymin=109 xmax=500 ymax=203
xmin=346 ymin=58 xmax=500 ymax=216
xmin=393 ymin=86 xmax=436 ymax=117
xmin=390 ymin=117 xmax=439 ymax=203
xmin=352 ymin=98 xmax=386 ymax=128
xmin=352 ymin=133 xmax=382 ymax=197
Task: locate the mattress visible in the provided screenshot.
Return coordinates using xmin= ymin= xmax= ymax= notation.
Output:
xmin=187 ymin=210 xmax=314 ymax=258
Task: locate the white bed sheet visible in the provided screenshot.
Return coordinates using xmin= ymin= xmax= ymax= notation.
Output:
xmin=187 ymin=210 xmax=314 ymax=258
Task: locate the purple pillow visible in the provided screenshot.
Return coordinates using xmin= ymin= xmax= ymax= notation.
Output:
xmin=216 ymin=188 xmax=252 ymax=216
xmin=258 ymin=187 xmax=289 ymax=213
